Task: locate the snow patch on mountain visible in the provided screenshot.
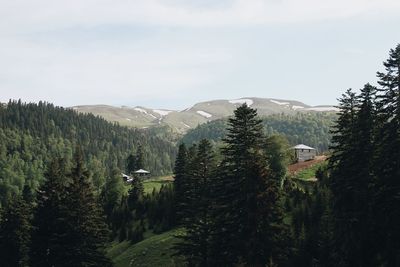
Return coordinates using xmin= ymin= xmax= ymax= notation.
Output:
xmin=229 ymin=98 xmax=254 ymax=106
xmin=153 ymin=109 xmax=172 ymax=116
xmin=134 ymin=107 xmax=157 ymax=119
xmin=270 ymin=100 xmax=290 ymax=106
xmin=292 ymin=105 xmax=305 ymax=110
xmin=134 ymin=107 xmax=148 ymax=114
xmin=196 ymin=110 xmax=212 ymax=118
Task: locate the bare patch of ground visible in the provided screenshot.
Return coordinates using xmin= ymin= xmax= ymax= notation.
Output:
xmin=288 ymin=155 xmax=328 ymax=174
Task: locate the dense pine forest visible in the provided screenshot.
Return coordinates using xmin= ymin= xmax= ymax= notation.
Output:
xmin=0 ymin=101 xmax=177 ymax=207
xmin=0 ymin=43 xmax=399 ymax=266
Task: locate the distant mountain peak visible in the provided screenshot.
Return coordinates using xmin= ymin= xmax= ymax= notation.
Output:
xmin=71 ymin=97 xmax=337 ymax=133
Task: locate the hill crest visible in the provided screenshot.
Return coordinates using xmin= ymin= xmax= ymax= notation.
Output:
xmin=72 ymin=97 xmax=338 ymax=133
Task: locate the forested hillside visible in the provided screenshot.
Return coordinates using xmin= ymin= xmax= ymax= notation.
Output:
xmin=0 ymin=101 xmax=176 ymax=207
xmin=182 ymin=112 xmax=336 ymax=152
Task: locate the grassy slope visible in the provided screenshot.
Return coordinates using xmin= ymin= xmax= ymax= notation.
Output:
xmin=295 ymin=161 xmax=327 ymax=181
xmin=143 ymin=176 xmax=173 ymax=194
xmin=107 ymin=228 xmax=185 ymax=267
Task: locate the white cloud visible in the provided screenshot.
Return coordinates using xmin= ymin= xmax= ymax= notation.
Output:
xmin=1 ymin=0 xmax=400 ymax=34
xmin=0 ymin=36 xmax=232 ymax=105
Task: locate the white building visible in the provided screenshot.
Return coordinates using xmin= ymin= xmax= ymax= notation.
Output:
xmin=293 ymin=144 xmax=316 ymax=162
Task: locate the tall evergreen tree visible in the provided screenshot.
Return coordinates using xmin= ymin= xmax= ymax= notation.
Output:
xmin=352 ymin=84 xmax=377 ymax=266
xmin=213 ymin=104 xmax=289 ymax=266
xmin=135 ymin=145 xmax=145 ymax=170
xmin=373 ymin=44 xmax=400 ymax=265
xmin=329 ymin=89 xmax=359 ymax=266
xmin=126 ymin=153 xmax=136 ymax=175
xmin=0 ymin=195 xmax=31 ymax=267
xmin=101 ymin=167 xmax=125 ymax=237
xmin=30 ymin=158 xmax=70 ymax=267
xmin=62 ymin=148 xmax=112 ymax=267
xmin=173 ymin=143 xmax=188 ymax=225
xmin=329 ymin=85 xmax=378 ymax=266
xmin=175 ymin=139 xmax=217 ymax=266
xmin=127 ymin=176 xmax=144 ymax=211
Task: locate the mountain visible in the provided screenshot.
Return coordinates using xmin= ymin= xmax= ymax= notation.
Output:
xmin=72 ymin=97 xmax=338 ymax=133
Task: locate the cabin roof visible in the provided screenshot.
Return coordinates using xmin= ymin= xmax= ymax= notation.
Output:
xmin=134 ymin=169 xmax=150 ymax=174
xmin=293 ymin=144 xmax=315 ymax=150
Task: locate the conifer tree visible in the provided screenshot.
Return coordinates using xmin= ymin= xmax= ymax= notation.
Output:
xmin=174 ymin=143 xmax=198 ymax=227
xmin=115 ymin=196 xmax=131 ymax=242
xmin=329 ymin=85 xmax=378 ymax=266
xmin=213 ymin=104 xmax=289 ymax=266
xmin=173 ymin=143 xmax=188 ymax=225
xmin=127 ymin=176 xmax=144 ymax=211
xmin=175 ymin=139 xmax=217 ymax=266
xmin=126 ymin=154 xmax=136 ymax=175
xmin=135 ymin=145 xmax=145 ymax=170
xmin=101 ymin=167 xmax=125 ymax=237
xmin=352 ymin=83 xmax=377 ymax=266
xmin=62 ymin=148 xmax=112 ymax=267
xmin=0 ymin=195 xmax=31 ymax=267
xmin=329 ymin=89 xmax=359 ymax=265
xmin=30 ymin=158 xmax=70 ymax=267
xmin=373 ymin=44 xmax=400 ymax=265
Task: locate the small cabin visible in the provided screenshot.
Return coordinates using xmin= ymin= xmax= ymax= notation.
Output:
xmin=293 ymin=144 xmax=316 ymax=162
xmin=122 ymin=169 xmax=151 ymax=183
xmin=134 ymin=169 xmax=151 ymax=179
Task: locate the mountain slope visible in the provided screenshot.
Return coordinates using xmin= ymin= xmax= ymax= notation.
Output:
xmin=73 ymin=97 xmax=338 ymax=133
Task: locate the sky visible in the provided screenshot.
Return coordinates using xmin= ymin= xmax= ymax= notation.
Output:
xmin=0 ymin=0 xmax=399 ymax=109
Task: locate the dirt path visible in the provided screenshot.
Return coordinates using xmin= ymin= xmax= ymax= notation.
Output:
xmin=288 ymin=155 xmax=328 ymax=174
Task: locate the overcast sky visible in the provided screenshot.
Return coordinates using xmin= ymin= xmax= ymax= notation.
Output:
xmin=0 ymin=0 xmax=399 ymax=109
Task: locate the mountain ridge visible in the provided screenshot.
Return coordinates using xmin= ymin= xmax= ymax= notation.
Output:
xmin=72 ymin=97 xmax=338 ymax=133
